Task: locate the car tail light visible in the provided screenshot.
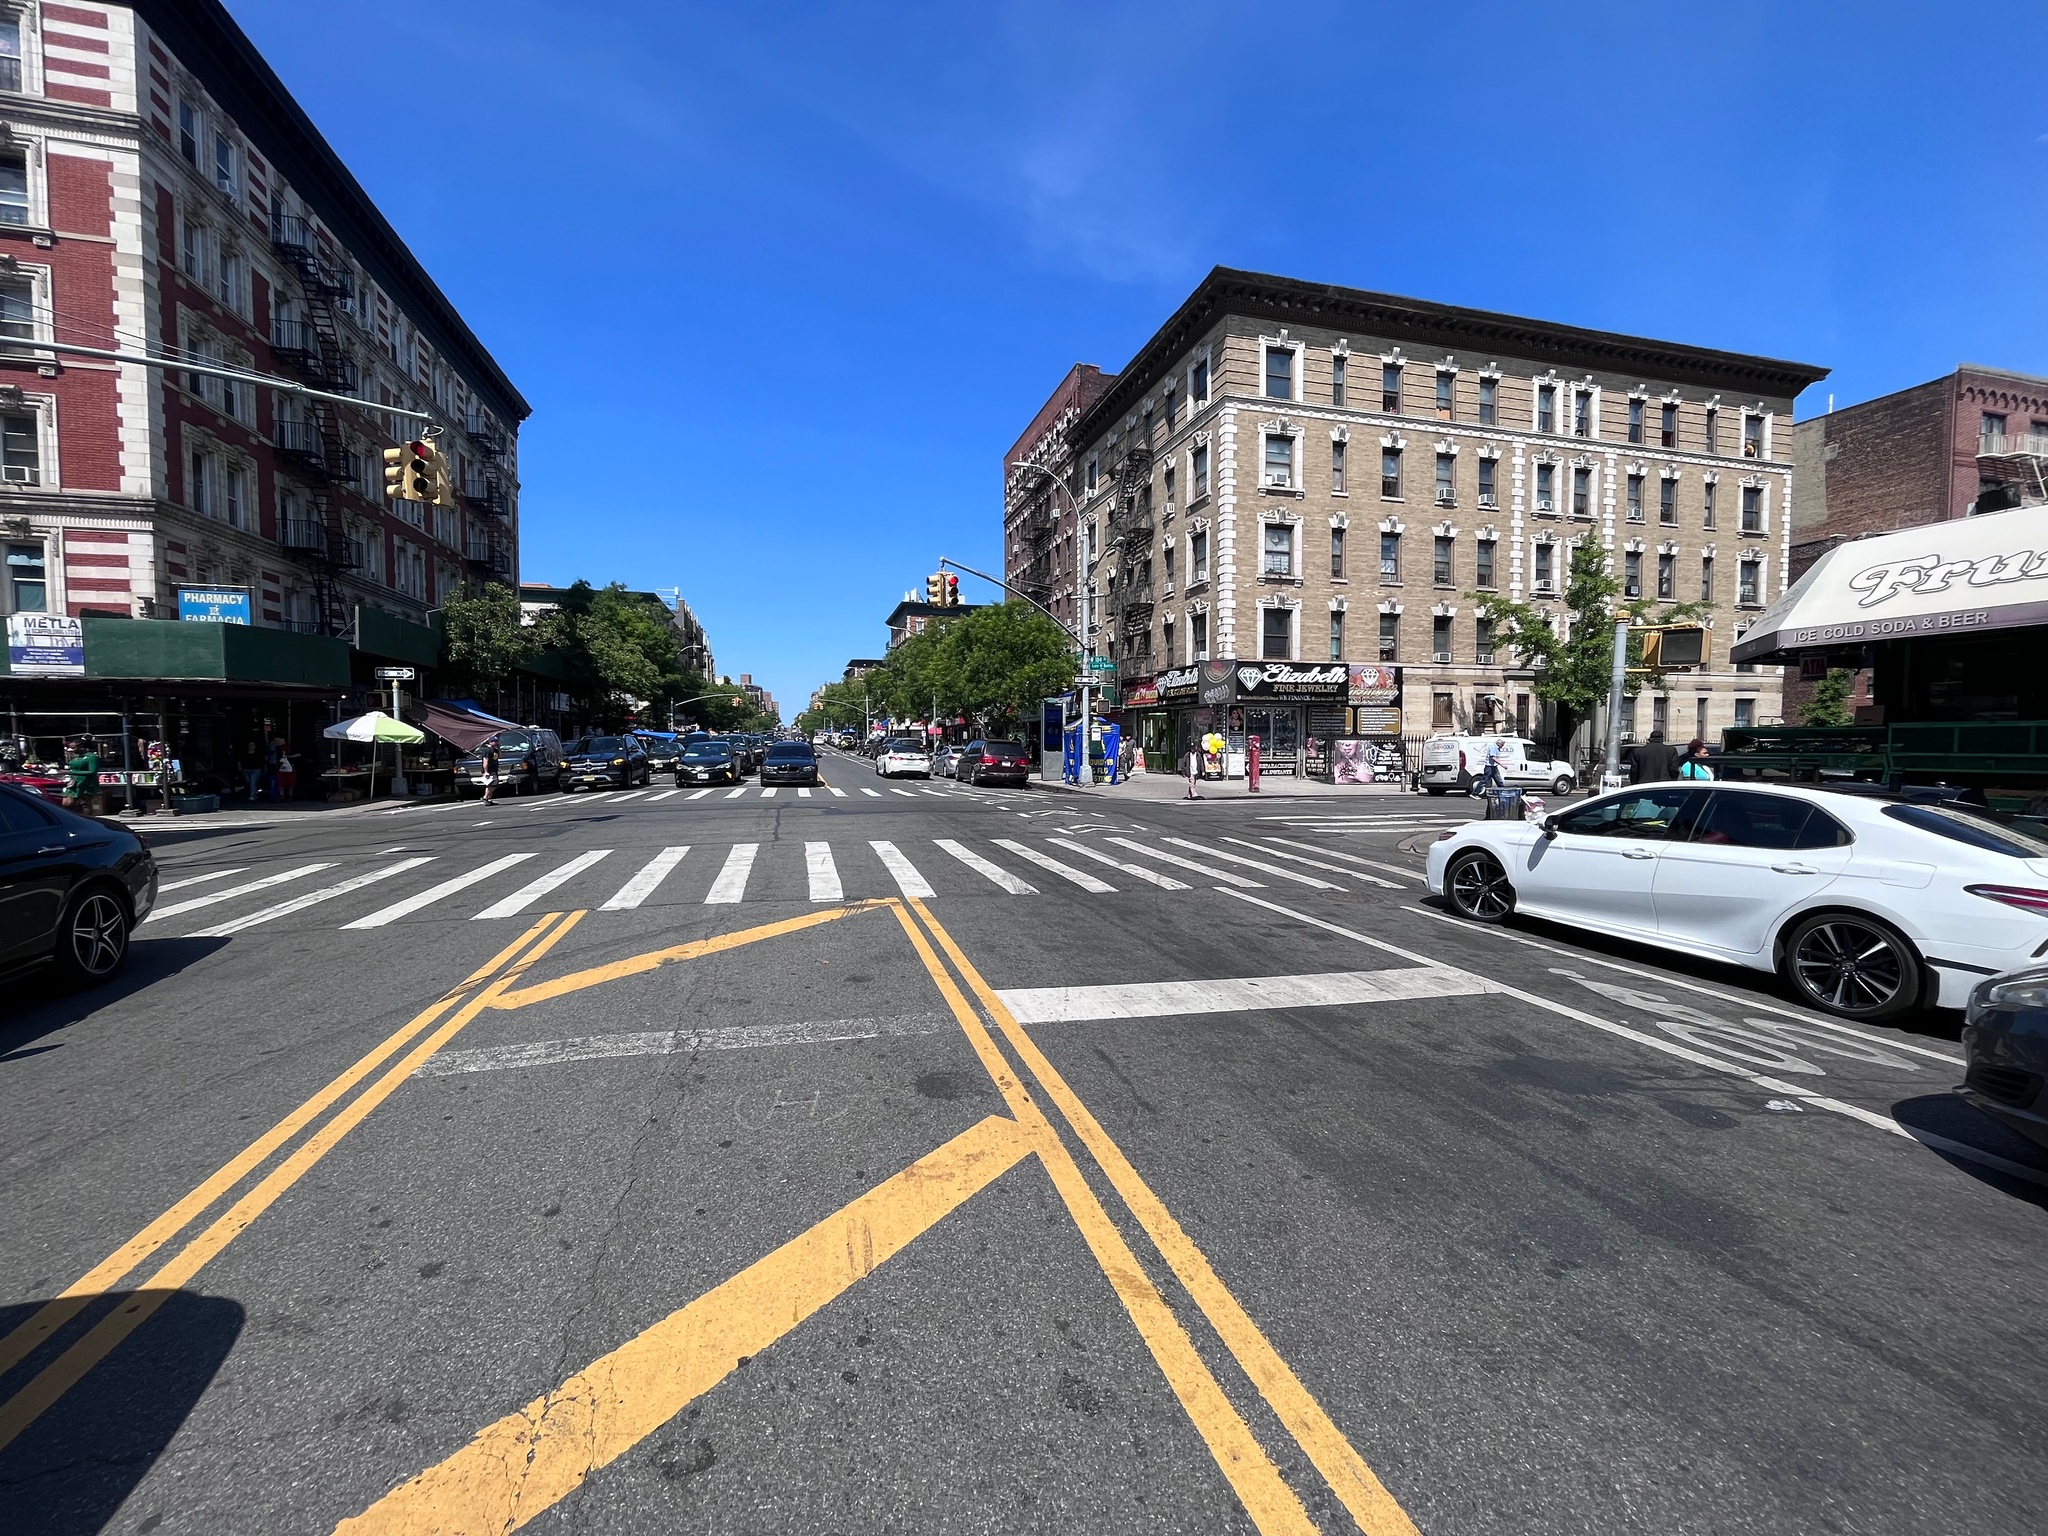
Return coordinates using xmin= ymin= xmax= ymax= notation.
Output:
xmin=981 ymin=755 xmax=997 ymax=765
xmin=1966 ymin=884 xmax=2048 ymax=916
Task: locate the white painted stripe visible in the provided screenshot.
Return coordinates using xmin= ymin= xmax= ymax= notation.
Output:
xmin=991 ymin=839 xmax=1113 ymax=892
xmin=999 ymin=964 xmax=1490 ymax=1024
xmin=152 ymin=863 xmax=334 ymax=920
xmin=805 ymin=841 xmax=842 ymax=902
xmin=1103 ymin=837 xmax=1262 ymax=888
xmin=1222 ymin=836 xmax=1399 ymax=887
xmin=761 ymin=787 xmax=778 ymax=798
xmin=342 ymin=853 xmax=538 ymax=929
xmin=1261 ymin=838 xmax=1425 ymax=882
xmin=1160 ymin=837 xmax=1338 ymax=889
xmin=647 ymin=789 xmax=681 ymax=802
xmin=571 ymin=792 xmax=616 ymax=805
xmin=688 ymin=789 xmax=712 ymax=800
xmin=869 ymin=840 xmax=935 ymax=898
xmin=610 ymin=790 xmax=648 ymax=804
xmin=934 ymin=839 xmax=1036 ymax=894
xmin=705 ymin=843 xmax=758 ymax=904
xmin=416 ymin=1013 xmax=952 ymax=1077
xmin=918 ymin=789 xmax=947 ymax=798
xmin=600 ymin=846 xmax=690 ymax=910
xmin=473 ymin=850 xmax=612 ymax=919
xmin=190 ymin=859 xmax=434 ymax=937
xmin=724 ymin=787 xmax=747 ymax=800
xmin=890 ymin=788 xmax=916 ymax=798
xmin=827 ymin=786 xmax=848 ymax=798
xmin=155 ymin=866 xmax=247 ymax=894
xmin=797 ymin=787 xmax=813 ymax=799
xmin=1046 ymin=837 xmax=1190 ymax=890
xmin=861 ymin=788 xmax=883 ymax=798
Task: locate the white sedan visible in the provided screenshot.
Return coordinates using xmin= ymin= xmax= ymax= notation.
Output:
xmin=1426 ymin=783 xmax=2048 ymax=1021
xmin=875 ymin=740 xmax=932 ymax=779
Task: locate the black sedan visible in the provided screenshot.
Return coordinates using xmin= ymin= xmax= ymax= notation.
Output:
xmin=1961 ymin=965 xmax=2048 ymax=1152
xmin=676 ymin=741 xmax=742 ymax=786
xmin=634 ymin=734 xmax=682 ymax=774
xmin=759 ymin=741 xmax=820 ymax=787
xmin=0 ymin=782 xmax=157 ymax=985
xmin=560 ymin=734 xmax=650 ymax=792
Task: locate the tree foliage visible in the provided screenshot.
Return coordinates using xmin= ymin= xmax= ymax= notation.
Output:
xmin=837 ymin=603 xmax=1074 ymax=735
xmin=1803 ymin=667 xmax=1855 ymax=728
xmin=438 ymin=581 xmax=534 ymax=693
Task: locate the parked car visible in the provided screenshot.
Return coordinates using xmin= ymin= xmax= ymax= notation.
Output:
xmin=455 ymin=727 xmax=565 ymax=798
xmin=959 ymin=740 xmax=1033 ymax=787
xmin=676 ymin=740 xmax=742 ymax=786
xmin=1427 ymin=783 xmax=2048 ymax=1021
xmin=633 ymin=733 xmax=683 ymax=774
xmin=876 ymin=739 xmax=932 ymax=779
xmin=0 ymin=782 xmax=157 ymax=985
xmin=1421 ymin=735 xmax=1576 ymax=797
xmin=560 ymin=734 xmax=650 ymax=791
xmin=760 ymin=740 xmax=821 ymax=787
xmin=932 ymin=744 xmax=963 ymax=779
xmin=1960 ymin=964 xmax=2048 ymax=1151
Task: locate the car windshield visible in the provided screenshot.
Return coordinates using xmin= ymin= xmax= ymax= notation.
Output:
xmin=888 ymin=740 xmax=925 ymax=753
xmin=577 ymin=736 xmax=626 ymax=754
xmin=765 ymin=744 xmax=813 ymax=760
xmin=683 ymin=744 xmax=733 ymax=760
xmin=1884 ymin=803 xmax=2048 ymax=859
xmin=982 ymin=742 xmax=1024 ymax=753
xmin=490 ymin=730 xmax=532 ymax=752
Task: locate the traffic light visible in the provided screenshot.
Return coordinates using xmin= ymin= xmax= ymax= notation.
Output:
xmin=382 ymin=443 xmax=417 ymax=502
xmin=383 ymin=440 xmax=433 ymax=502
xmin=944 ymin=574 xmax=960 ymax=607
xmin=424 ymin=440 xmax=456 ymax=509
xmin=1638 ymin=625 xmax=1705 ymax=670
xmin=926 ymin=573 xmax=945 ymax=604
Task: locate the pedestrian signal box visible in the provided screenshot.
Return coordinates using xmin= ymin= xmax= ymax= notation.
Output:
xmin=1639 ymin=625 xmax=1705 ymax=669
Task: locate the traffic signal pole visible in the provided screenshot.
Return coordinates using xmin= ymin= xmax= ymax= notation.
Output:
xmin=1603 ymin=618 xmax=1629 ymax=788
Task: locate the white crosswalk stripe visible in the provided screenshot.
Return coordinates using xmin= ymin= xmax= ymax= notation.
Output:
xmin=805 ymin=841 xmax=842 ymax=902
xmin=1103 ymin=837 xmax=1262 ymax=888
xmin=152 ymin=863 xmax=335 ymax=920
xmin=1045 ymin=837 xmax=1189 ymax=890
xmin=861 ymin=788 xmax=882 ymax=797
xmin=687 ymin=789 xmax=712 ymax=800
xmin=610 ymin=790 xmax=648 ymax=804
xmin=705 ymin=843 xmax=758 ymax=903
xmin=826 ymin=786 xmax=848 ymax=797
xmin=1161 ymin=836 xmax=1339 ymax=890
xmin=190 ymin=858 xmax=435 ymax=938
xmin=761 ymin=787 xmax=777 ymax=798
xmin=344 ymin=853 xmax=538 ymax=929
xmin=934 ymin=839 xmax=1036 ymax=894
xmin=647 ymin=789 xmax=681 ymax=802
xmin=155 ymin=866 xmax=248 ymax=894
xmin=797 ymin=787 xmax=812 ymax=799
xmin=1260 ymin=838 xmax=1425 ymax=882
xmin=724 ymin=787 xmax=747 ymax=800
xmin=991 ymin=839 xmax=1113 ymax=893
xmin=890 ymin=788 xmax=916 ymax=798
xmin=473 ymin=849 xmax=613 ymax=919
xmin=869 ymin=840 xmax=934 ymax=898
xmin=1222 ymin=836 xmax=1400 ymax=888
xmin=601 ymin=846 xmax=690 ymax=910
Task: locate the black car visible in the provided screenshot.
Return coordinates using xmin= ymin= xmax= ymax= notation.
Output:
xmin=1961 ymin=965 xmax=2048 ymax=1152
xmin=455 ymin=727 xmax=565 ymax=798
xmin=677 ymin=740 xmax=742 ymax=785
xmin=560 ymin=734 xmax=650 ymax=792
xmin=0 ymin=782 xmax=157 ymax=985
xmin=959 ymin=739 xmax=1032 ymax=787
xmin=759 ymin=741 xmax=820 ymax=787
xmin=634 ymin=734 xmax=682 ymax=774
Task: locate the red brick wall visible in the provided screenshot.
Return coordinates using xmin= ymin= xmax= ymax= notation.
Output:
xmin=1802 ymin=377 xmax=1952 ymax=543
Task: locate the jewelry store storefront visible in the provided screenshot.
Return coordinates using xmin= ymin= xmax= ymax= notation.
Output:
xmin=1154 ymin=660 xmax=1351 ymax=778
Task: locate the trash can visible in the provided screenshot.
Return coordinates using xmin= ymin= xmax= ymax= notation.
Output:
xmin=1482 ymin=786 xmax=1526 ymax=821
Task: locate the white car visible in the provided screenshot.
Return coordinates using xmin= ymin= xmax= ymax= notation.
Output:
xmin=875 ymin=739 xmax=932 ymax=779
xmin=1421 ymin=735 xmax=1576 ymax=797
xmin=1426 ymin=782 xmax=2048 ymax=1021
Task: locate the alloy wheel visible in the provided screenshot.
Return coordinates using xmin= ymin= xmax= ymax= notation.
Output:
xmin=1448 ymin=852 xmax=1514 ymax=922
xmin=67 ymin=892 xmax=128 ymax=977
xmin=1791 ymin=919 xmax=1907 ymax=1015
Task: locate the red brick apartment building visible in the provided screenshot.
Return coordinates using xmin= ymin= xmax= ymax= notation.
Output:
xmin=0 ymin=0 xmax=526 ymax=636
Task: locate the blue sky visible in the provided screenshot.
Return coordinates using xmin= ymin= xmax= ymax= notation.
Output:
xmin=231 ymin=1 xmax=2047 ymax=715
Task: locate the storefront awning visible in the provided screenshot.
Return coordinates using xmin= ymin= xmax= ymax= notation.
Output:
xmin=408 ymin=700 xmax=518 ymax=751
xmin=1732 ymin=505 xmax=2048 ymax=663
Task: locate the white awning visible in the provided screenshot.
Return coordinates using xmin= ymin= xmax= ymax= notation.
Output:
xmin=1731 ymin=505 xmax=2048 ymax=663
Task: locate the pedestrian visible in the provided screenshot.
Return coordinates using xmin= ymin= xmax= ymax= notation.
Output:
xmin=1679 ymin=737 xmax=1715 ymax=781
xmin=264 ymin=732 xmax=283 ymax=800
xmin=61 ymin=736 xmax=99 ymax=813
xmin=1474 ymin=737 xmax=1505 ymax=796
xmin=1630 ymin=728 xmax=1679 ymax=783
xmin=1182 ymin=741 xmax=1202 ymax=799
xmin=478 ymin=735 xmax=502 ymax=805
xmin=272 ymin=736 xmax=297 ymax=801
xmin=241 ymin=739 xmax=264 ymax=802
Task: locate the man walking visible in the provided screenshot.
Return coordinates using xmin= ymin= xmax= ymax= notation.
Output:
xmin=1473 ymin=737 xmax=1505 ymax=796
xmin=479 ymin=735 xmax=502 ymax=806
xmin=1630 ymin=728 xmax=1679 ymax=783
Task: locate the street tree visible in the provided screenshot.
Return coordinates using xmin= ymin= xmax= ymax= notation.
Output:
xmin=935 ymin=602 xmax=1074 ymax=733
xmin=1803 ymin=668 xmax=1856 ymax=727
xmin=438 ymin=581 xmax=534 ymax=706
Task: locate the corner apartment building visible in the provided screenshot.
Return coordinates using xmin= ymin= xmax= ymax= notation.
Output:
xmin=0 ymin=0 xmax=525 ymax=639
xmin=1010 ymin=268 xmax=1825 ymax=757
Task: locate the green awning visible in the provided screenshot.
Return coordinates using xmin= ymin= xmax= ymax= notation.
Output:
xmin=80 ymin=617 xmax=352 ymax=687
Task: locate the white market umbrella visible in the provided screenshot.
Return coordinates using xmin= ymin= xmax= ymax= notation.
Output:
xmin=323 ymin=711 xmax=426 ymax=797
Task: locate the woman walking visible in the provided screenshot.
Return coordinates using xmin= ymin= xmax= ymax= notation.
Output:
xmin=1679 ymin=737 xmax=1715 ymax=781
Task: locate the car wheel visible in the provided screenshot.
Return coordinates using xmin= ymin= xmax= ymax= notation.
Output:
xmin=52 ymin=884 xmax=130 ymax=985
xmin=1445 ymin=850 xmax=1515 ymax=924
xmin=1551 ymin=776 xmax=1573 ymax=796
xmin=1782 ymin=912 xmax=1923 ymax=1022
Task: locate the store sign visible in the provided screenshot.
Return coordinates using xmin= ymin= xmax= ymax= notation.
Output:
xmin=1198 ymin=659 xmax=1238 ymax=705
xmin=1348 ymin=664 xmax=1402 ymax=705
xmin=1122 ymin=676 xmax=1160 ymax=707
xmin=1234 ymin=662 xmax=1349 ymax=700
xmin=6 ymin=612 xmax=84 ymax=675
xmin=1155 ymin=664 xmax=1201 ymax=702
xmin=177 ymin=586 xmax=251 ymax=624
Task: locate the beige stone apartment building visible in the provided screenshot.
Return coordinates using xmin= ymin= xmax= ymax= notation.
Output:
xmin=1008 ymin=268 xmax=1826 ymax=767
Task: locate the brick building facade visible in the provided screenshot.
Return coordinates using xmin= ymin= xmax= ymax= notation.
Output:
xmin=0 ymin=0 xmax=525 ymax=640
xmin=1002 ymin=362 xmax=1113 ymax=621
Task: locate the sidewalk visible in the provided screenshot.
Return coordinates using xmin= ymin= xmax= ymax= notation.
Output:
xmin=1033 ymin=770 xmax=1419 ymax=802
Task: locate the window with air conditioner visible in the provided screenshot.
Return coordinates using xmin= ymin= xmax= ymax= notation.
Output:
xmin=1434 ymin=454 xmax=1455 ymax=505
xmin=1432 ymin=615 xmax=1451 ymax=662
xmin=1624 ymin=550 xmax=1642 ymax=597
xmin=213 ymin=133 xmax=237 ymax=199
xmin=1475 ymin=616 xmax=1494 ymax=664
xmin=1263 ymin=522 xmax=1294 ymax=576
xmin=1380 ymin=447 xmax=1401 ymax=499
xmin=1477 ymin=457 xmax=1496 ymax=507
xmin=1657 ymin=553 xmax=1674 ymax=599
xmin=1626 ymin=473 xmax=1644 ymax=521
xmin=1 ymin=413 xmax=39 ymax=486
xmin=1535 ymin=462 xmax=1555 ymax=512
xmin=1190 ymin=529 xmax=1208 ymax=583
xmin=1533 ymin=543 xmax=1555 ymax=590
xmin=1191 ymin=610 xmax=1208 ymax=660
xmin=1380 ymin=531 xmax=1401 ymax=582
xmin=1264 ymin=434 xmax=1294 ymax=489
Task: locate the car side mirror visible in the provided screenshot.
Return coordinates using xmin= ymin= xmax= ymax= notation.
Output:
xmin=1539 ymin=815 xmax=1560 ymax=839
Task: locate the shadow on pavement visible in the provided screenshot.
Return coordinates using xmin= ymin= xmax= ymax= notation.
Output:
xmin=1893 ymin=1094 xmax=2048 ymax=1209
xmin=0 ymin=1290 xmax=244 ymax=1535
xmin=0 ymin=937 xmax=227 ymax=1051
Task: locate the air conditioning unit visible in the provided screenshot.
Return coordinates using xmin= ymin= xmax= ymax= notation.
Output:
xmin=1477 ymin=492 xmax=1497 ymax=508
xmin=1475 ymin=650 xmax=1496 ymax=665
xmin=1535 ymin=494 xmax=1555 ymax=512
xmin=1434 ymin=489 xmax=1456 ymax=506
xmin=1432 ymin=651 xmax=1452 ymax=663
xmin=1534 ymin=579 xmax=1556 ymax=593
xmin=1265 ymin=472 xmax=1292 ymax=488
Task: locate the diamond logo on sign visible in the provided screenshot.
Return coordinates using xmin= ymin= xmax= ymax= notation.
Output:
xmin=1236 ymin=667 xmax=1264 ymax=692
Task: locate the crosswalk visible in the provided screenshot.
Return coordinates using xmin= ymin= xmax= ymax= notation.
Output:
xmin=155 ymin=830 xmax=1410 ymax=937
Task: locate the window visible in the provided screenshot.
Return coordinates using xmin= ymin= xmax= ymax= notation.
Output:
xmin=1705 ymin=406 xmax=1719 ymax=455
xmin=1162 ymin=615 xmax=1174 ymax=658
xmin=1264 ymin=347 xmax=1293 ymax=400
xmin=1738 ymin=557 xmax=1760 ymax=606
xmin=1627 ymin=398 xmax=1644 ymax=444
xmin=1261 ymin=605 xmax=1291 ymax=660
xmin=1477 ymin=457 xmax=1496 ymax=507
xmin=1534 ymin=462 xmax=1555 ymax=512
xmin=0 ymin=150 xmax=28 ymax=226
xmin=1620 ymin=695 xmax=1637 ymax=739
xmin=1190 ymin=529 xmax=1209 ymax=583
xmin=1263 ymin=433 xmax=1294 ymax=489
xmin=1 ymin=412 xmax=39 ymax=485
xmin=1740 ymin=484 xmax=1763 ymax=533
xmin=6 ymin=541 xmax=45 ymax=611
xmin=1626 ymin=473 xmax=1644 ymax=521
xmin=0 ymin=17 xmax=21 ymax=93
xmin=1700 ymin=554 xmax=1714 ymax=602
xmin=182 ymin=219 xmax=209 ymax=283
xmin=1164 ymin=385 xmax=1178 ymax=426
xmin=1163 ymin=544 xmax=1175 ymax=584
xmin=213 ymin=133 xmax=237 ymax=198
xmin=1191 ymin=444 xmax=1209 ymax=498
xmin=1085 ymin=458 xmax=1098 ymax=492
xmin=1434 ymin=453 xmax=1455 ymax=504
xmin=1163 ymin=465 xmax=1176 ymax=507
xmin=1434 ymin=535 xmax=1454 ymax=586
xmin=1431 ymin=614 xmax=1452 ymax=661
xmin=1982 ymin=411 xmax=2007 ymax=449
xmin=1378 ymin=611 xmax=1398 ymax=660
xmin=189 ymin=447 xmax=215 ymax=515
xmin=1330 ymin=438 xmax=1346 ymax=493
xmin=1695 ymin=697 xmax=1708 ymax=742
xmin=178 ymin=102 xmax=201 ymax=167
xmin=1329 ymin=608 xmax=1344 ymax=660
xmin=1475 ymin=615 xmax=1494 ymax=664
xmin=1142 ymin=404 xmax=1154 ymax=444
xmin=1623 ymin=550 xmax=1642 ymax=597
xmin=1475 ymin=537 xmax=1496 ymax=589
xmin=1380 ymin=447 xmax=1401 ymax=498
xmin=1432 ymin=690 xmax=1454 ymax=730
xmin=1330 ymin=525 xmax=1346 ymax=578
xmin=1191 ymin=355 xmax=1209 ymax=404
xmin=1573 ymin=389 xmax=1593 ymax=438
xmin=1657 ymin=552 xmax=1674 ymax=599
xmin=1661 ymin=402 xmax=1678 ymax=449
xmin=216 ymin=247 xmax=243 ymax=312
xmin=1536 ymin=384 xmax=1556 ymax=433
xmin=1382 ymin=363 xmax=1402 ymax=413
xmin=1330 ymin=353 xmax=1346 ymax=406
xmin=1659 ymin=477 xmax=1676 ymax=525
xmin=1533 ymin=542 xmax=1556 ymax=590
xmin=1191 ymin=610 xmax=1208 ymax=659
xmin=1477 ymin=376 xmax=1497 ymax=426
xmin=0 ymin=276 xmax=32 ymax=341
xmin=1702 ymin=480 xmax=1717 ymax=528
xmin=1571 ymin=465 xmax=1591 ymax=517
xmin=225 ymin=464 xmax=248 ymax=530
xmin=1742 ymin=413 xmax=1764 ymax=458
xmin=1733 ymin=698 xmax=1755 ymax=728
xmin=1380 ymin=530 xmax=1401 ymax=581
xmin=1263 ymin=522 xmax=1294 ymax=576
xmin=1436 ymin=371 xmax=1454 ymax=420
xmin=1552 ymin=787 xmax=1705 ymax=841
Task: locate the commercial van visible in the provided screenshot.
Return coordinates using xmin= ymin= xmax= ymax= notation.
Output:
xmin=1420 ymin=735 xmax=1576 ymax=796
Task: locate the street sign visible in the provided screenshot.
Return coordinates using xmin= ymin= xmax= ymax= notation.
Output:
xmin=177 ymin=586 xmax=251 ymax=625
xmin=1088 ymin=656 xmax=1117 ymax=672
xmin=375 ymin=666 xmax=416 ymax=681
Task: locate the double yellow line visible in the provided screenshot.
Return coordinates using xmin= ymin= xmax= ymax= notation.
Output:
xmin=0 ymin=910 xmax=583 ymax=1453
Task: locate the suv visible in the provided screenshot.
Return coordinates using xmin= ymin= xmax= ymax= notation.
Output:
xmin=456 ymin=727 xmax=565 ymax=798
xmin=959 ymin=740 xmax=1032 ymax=787
xmin=561 ymin=733 xmax=651 ymax=791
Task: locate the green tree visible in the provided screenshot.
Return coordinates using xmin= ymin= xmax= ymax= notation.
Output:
xmin=438 ymin=581 xmax=534 ymax=701
xmin=1803 ymin=667 xmax=1855 ymax=727
xmin=935 ymin=602 xmax=1075 ymax=732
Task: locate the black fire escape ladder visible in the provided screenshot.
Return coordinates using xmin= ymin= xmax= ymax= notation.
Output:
xmin=1107 ymin=443 xmax=1155 ymax=680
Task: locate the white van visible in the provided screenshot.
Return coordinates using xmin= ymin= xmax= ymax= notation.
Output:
xmin=1420 ymin=735 xmax=1576 ymax=796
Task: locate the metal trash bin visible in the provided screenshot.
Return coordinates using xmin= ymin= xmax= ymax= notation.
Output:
xmin=1482 ymin=786 xmax=1526 ymax=821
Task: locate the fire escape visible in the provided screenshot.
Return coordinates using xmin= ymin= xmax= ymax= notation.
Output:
xmin=1106 ymin=438 xmax=1155 ymax=687
xmin=1008 ymin=467 xmax=1059 ymax=610
xmin=460 ymin=409 xmax=514 ymax=582
xmin=269 ymin=214 xmax=361 ymax=635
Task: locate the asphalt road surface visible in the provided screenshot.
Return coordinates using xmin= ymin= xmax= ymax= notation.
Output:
xmin=3 ymin=752 xmax=2043 ymax=1535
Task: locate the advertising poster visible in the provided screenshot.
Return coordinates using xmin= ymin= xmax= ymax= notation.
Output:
xmin=6 ymin=612 xmax=85 ymax=676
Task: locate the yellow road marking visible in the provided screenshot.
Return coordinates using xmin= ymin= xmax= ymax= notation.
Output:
xmin=910 ymin=899 xmax=1420 ymax=1536
xmin=889 ymin=902 xmax=1319 ymax=1536
xmin=334 ymin=1113 xmax=1034 ymax=1536
xmin=493 ymin=900 xmax=888 ymax=1009
xmin=0 ymin=914 xmax=584 ymax=1454
xmin=0 ymin=912 xmax=566 ymax=1383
